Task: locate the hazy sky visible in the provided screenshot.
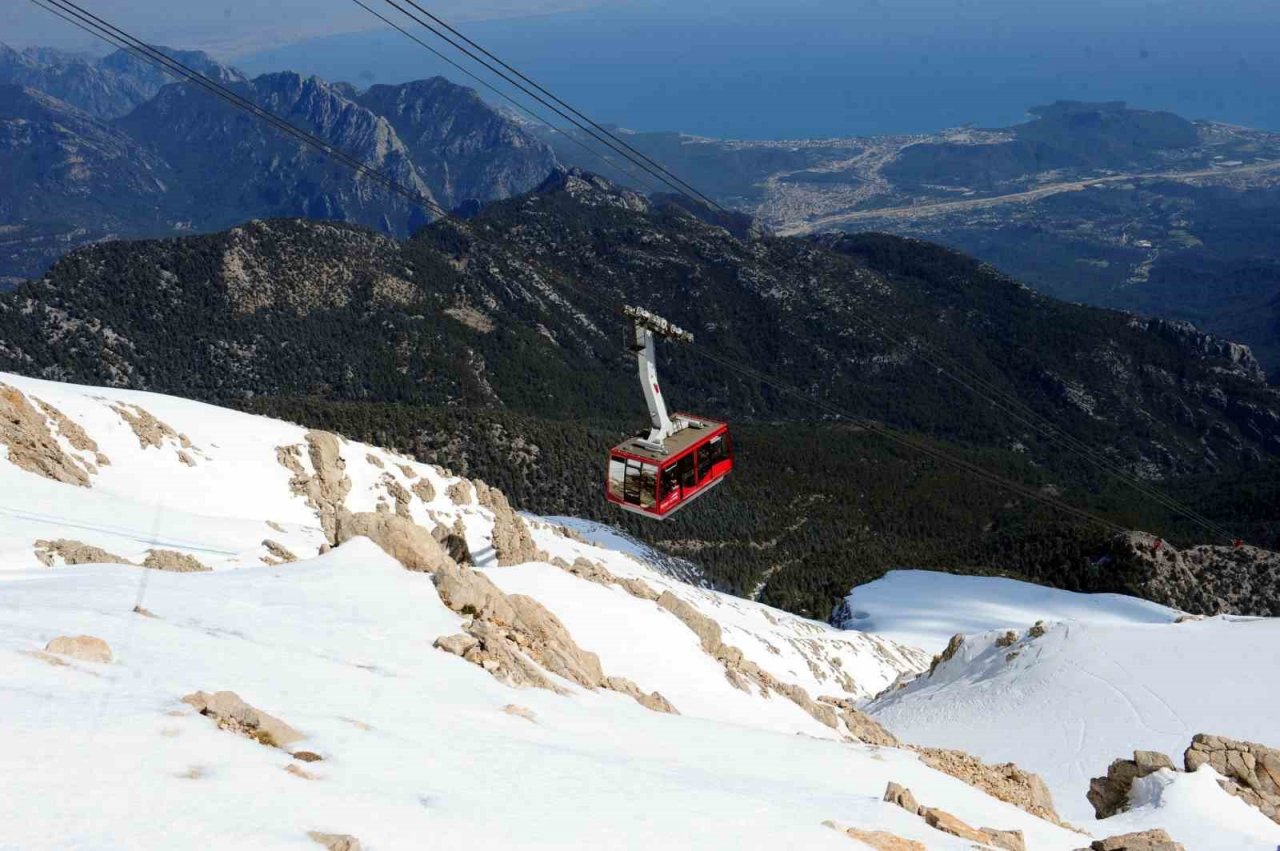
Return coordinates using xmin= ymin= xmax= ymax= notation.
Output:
xmin=1 ymin=0 xmax=614 ymax=56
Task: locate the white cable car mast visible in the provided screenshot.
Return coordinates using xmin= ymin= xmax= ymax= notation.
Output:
xmin=625 ymin=305 xmax=694 ymax=453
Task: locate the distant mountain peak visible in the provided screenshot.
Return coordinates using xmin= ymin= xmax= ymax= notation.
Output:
xmin=534 ymin=167 xmax=650 ymax=212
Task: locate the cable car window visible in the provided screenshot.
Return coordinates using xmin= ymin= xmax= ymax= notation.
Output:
xmin=623 ymin=459 xmax=658 ymax=508
xmin=696 ymin=443 xmax=714 ymax=481
xmin=675 ymin=454 xmax=696 ymax=488
xmin=658 ymin=464 xmax=676 ymax=499
xmin=607 ymin=456 xmax=626 ymax=500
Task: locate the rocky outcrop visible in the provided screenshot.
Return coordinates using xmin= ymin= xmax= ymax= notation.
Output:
xmin=881 ymin=782 xmax=1027 ymax=850
xmin=262 ymin=539 xmax=298 ymax=565
xmin=182 ymin=690 xmax=304 ymax=749
xmin=110 ymin=403 xmax=180 ymax=450
xmin=556 ymin=557 xmax=660 ymax=602
xmin=34 ymin=398 xmax=108 ymax=467
xmin=1087 ymin=737 xmax=1280 ymax=826
xmin=377 ymin=473 xmax=414 ymax=520
xmin=475 ymin=481 xmax=541 ymax=566
xmin=654 ymin=590 xmax=897 ymax=739
xmin=1184 ymin=734 xmax=1280 ymax=824
xmin=446 ymin=480 xmax=474 ymax=505
xmin=1 ymin=383 xmax=94 ymax=486
xmin=424 ymin=547 xmax=675 ymax=713
xmin=44 ymin=634 xmax=112 ymax=663
xmin=34 ymin=538 xmax=130 ymax=566
xmin=916 ymin=746 xmax=1063 ymax=826
xmin=278 ymin=431 xmax=352 ymax=545
xmin=143 ymin=549 xmax=210 ymax=573
xmin=1109 ymin=531 xmax=1280 ymax=617
xmin=432 ymin=519 xmax=472 ymax=565
xmin=1083 ymin=829 xmax=1185 ymax=851
xmin=336 ymin=511 xmax=455 ymax=574
xmin=883 ymin=781 xmax=919 ymax=813
xmin=919 ymin=807 xmax=994 ymax=844
xmin=928 ymin=633 xmax=965 ymax=676
xmin=307 ymin=831 xmax=362 ymax=851
xmin=822 ymin=822 xmax=926 ymax=851
xmin=1088 ymin=750 xmax=1176 ymax=818
xmin=817 ymin=696 xmax=899 ymax=747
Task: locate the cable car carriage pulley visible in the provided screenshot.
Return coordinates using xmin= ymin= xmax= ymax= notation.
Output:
xmin=605 ymin=306 xmax=733 ymax=519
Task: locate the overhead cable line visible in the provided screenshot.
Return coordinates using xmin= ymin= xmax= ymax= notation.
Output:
xmin=362 ymin=1 xmax=1238 ymax=544
xmin=29 ymin=0 xmax=1219 ymax=544
xmin=363 ymin=0 xmax=723 ymax=210
xmin=347 ymin=0 xmax=669 ymax=197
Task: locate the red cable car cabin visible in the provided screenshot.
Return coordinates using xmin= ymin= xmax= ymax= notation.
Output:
xmin=605 ymin=414 xmax=733 ymax=519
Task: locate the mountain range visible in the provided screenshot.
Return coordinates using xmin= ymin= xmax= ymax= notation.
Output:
xmin=537 ymin=101 xmax=1280 ymax=375
xmin=0 ymin=43 xmax=558 ymax=285
xmin=3 ymin=168 xmax=1277 ymax=618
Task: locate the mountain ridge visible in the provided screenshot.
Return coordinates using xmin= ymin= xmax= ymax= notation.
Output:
xmin=0 ymin=49 xmax=560 ymax=282
xmin=3 ymin=170 xmax=1278 ymax=618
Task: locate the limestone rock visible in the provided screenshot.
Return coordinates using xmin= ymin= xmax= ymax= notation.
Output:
xmin=0 ymin=383 xmax=94 ymax=487
xmin=1184 ymin=734 xmax=1280 ymax=824
xmin=842 ymin=826 xmax=926 ymax=851
xmin=182 ymin=690 xmax=304 ymax=748
xmin=883 ymin=781 xmax=920 ymax=815
xmin=379 ymin=472 xmax=413 ymax=519
xmin=657 ymin=591 xmax=723 ymax=655
xmin=1088 ymin=750 xmax=1176 ymax=819
xmin=839 ymin=705 xmax=899 ymax=747
xmin=919 ymin=807 xmax=988 ymax=843
xmin=44 ymin=634 xmax=112 ymax=663
xmin=336 ymin=511 xmax=455 ymax=574
xmin=277 ymin=432 xmax=352 ymax=545
xmin=35 ymin=538 xmax=130 ymax=566
xmin=432 ymin=519 xmax=471 ymax=565
xmin=262 ymin=539 xmax=298 ymax=564
xmin=434 ymin=633 xmax=479 ymax=657
xmin=559 ymin=557 xmax=659 ymax=601
xmin=983 ymin=827 xmax=1027 ymax=851
xmin=995 ymin=630 xmax=1019 ymax=647
xmin=1087 ymin=828 xmax=1186 ymax=851
xmin=143 ymin=549 xmax=210 ymax=573
xmin=34 ymin=397 xmax=107 ymax=465
xmin=507 ymin=593 xmax=605 ymax=688
xmin=1110 ymin=530 xmax=1280 ymax=618
xmin=929 ymin=633 xmax=964 ymax=676
xmin=447 ymin=480 xmax=474 ymax=505
xmin=915 ymin=746 xmax=1063 ymax=825
xmin=605 ymin=676 xmax=679 ymax=714
xmin=433 ymin=560 xmax=517 ymax=623
xmin=475 ymin=481 xmax=541 ymax=565
xmin=110 ymin=402 xmax=180 ymax=450
xmin=411 ymin=478 xmax=436 ymax=503
xmin=452 ymin=619 xmax=564 ymax=693
xmin=307 ymin=832 xmax=362 ymax=851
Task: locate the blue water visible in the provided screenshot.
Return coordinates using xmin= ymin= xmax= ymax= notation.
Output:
xmin=240 ymin=0 xmax=1280 ymax=139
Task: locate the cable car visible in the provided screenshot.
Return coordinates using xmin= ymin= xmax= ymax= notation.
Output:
xmin=605 ymin=306 xmax=733 ymax=519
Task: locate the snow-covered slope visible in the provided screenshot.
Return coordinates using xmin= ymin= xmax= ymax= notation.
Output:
xmin=866 ymin=610 xmax=1280 ymax=845
xmin=840 ymin=569 xmax=1180 ymax=653
xmin=6 ymin=372 xmax=1096 ymax=849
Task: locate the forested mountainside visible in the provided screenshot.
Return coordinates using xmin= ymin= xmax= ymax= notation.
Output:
xmin=542 ymin=101 xmax=1280 ymax=373
xmin=2 ymin=171 xmax=1278 ymax=615
xmin=0 ymin=44 xmax=558 ymax=284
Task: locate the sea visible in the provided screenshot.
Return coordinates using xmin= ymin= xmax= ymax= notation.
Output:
xmin=239 ymin=0 xmax=1280 ymax=140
